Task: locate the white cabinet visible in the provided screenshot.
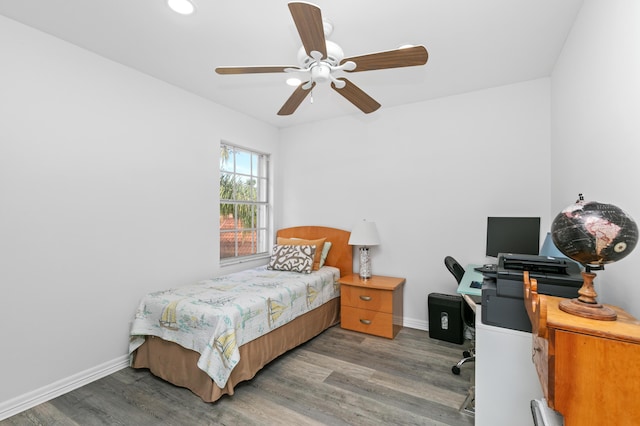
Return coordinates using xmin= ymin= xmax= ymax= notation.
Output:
xmin=474 ymin=308 xmax=542 ymax=426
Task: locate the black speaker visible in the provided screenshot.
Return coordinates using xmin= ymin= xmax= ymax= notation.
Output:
xmin=428 ymin=293 xmax=464 ymax=344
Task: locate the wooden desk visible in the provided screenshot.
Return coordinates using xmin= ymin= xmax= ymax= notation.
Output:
xmin=524 ymin=274 xmax=640 ymax=426
xmin=338 ymin=274 xmax=405 ymax=339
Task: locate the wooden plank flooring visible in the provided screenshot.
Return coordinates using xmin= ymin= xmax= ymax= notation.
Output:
xmin=2 ymin=326 xmax=475 ymax=426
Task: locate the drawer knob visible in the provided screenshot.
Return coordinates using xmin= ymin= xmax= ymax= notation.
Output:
xmin=359 ymin=295 xmax=372 ymax=301
xmin=360 ymin=319 xmax=372 ymax=325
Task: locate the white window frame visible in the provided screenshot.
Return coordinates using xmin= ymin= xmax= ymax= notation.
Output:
xmin=219 ymin=142 xmax=270 ymax=265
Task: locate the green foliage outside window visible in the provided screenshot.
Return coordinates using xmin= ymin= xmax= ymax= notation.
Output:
xmin=219 ymin=143 xmax=269 ymax=260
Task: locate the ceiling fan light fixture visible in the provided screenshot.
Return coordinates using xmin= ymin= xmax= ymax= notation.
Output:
xmin=167 ymin=0 xmax=196 ymax=15
xmin=310 ymin=64 xmax=331 ymax=83
xmin=286 ymin=77 xmax=302 ymax=87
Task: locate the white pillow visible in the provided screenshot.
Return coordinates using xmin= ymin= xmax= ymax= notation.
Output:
xmin=319 ymin=241 xmax=332 ymax=268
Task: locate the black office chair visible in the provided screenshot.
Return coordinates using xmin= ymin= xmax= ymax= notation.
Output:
xmin=444 ymin=256 xmax=476 ymax=375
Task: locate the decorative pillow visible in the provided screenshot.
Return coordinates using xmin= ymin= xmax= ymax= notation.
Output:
xmin=267 ymin=245 xmax=316 ymax=274
xmin=319 ymin=241 xmax=332 ymax=268
xmin=276 ymin=237 xmax=326 ymax=271
xmin=289 ymin=238 xmax=332 ymax=268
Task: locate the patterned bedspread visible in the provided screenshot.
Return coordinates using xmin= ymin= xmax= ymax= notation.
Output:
xmin=129 ymin=265 xmax=340 ymax=388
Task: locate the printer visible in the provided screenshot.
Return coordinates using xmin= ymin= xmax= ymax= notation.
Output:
xmin=481 ymin=253 xmax=583 ymax=332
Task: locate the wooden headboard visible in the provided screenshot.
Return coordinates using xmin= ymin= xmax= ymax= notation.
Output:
xmin=276 ymin=226 xmax=352 ymax=277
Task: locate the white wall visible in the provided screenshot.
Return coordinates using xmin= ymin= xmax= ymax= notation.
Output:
xmin=9 ymin=0 xmax=639 ymax=415
xmin=551 ymin=0 xmax=640 ymax=316
xmin=278 ymin=79 xmax=552 ymax=329
xmin=0 ymin=15 xmax=278 ymax=408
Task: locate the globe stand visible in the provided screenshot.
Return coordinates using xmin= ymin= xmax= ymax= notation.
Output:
xmin=559 ymin=270 xmax=617 ymax=321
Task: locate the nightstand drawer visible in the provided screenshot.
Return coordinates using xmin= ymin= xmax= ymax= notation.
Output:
xmin=341 ymin=286 xmax=393 ymax=313
xmin=341 ymin=306 xmax=394 ymax=338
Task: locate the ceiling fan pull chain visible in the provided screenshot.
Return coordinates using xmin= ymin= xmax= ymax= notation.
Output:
xmin=310 ymin=90 xmax=314 ymax=104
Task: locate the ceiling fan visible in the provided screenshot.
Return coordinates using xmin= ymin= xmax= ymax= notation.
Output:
xmin=215 ymin=1 xmax=429 ymax=116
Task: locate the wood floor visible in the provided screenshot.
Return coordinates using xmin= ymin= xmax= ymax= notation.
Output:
xmin=3 ymin=326 xmax=475 ymax=426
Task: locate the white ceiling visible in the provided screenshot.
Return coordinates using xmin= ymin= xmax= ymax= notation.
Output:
xmin=0 ymin=0 xmax=584 ymax=128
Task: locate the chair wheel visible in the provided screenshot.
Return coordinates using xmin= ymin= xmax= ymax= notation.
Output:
xmin=463 ymin=350 xmax=471 ymax=358
xmin=452 ymin=365 xmax=461 ymax=375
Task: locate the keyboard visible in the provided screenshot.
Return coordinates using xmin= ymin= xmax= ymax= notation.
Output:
xmin=474 ymin=264 xmax=498 ymax=273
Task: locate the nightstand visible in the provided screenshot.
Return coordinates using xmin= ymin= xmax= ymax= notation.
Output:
xmin=338 ymin=274 xmax=405 ymax=339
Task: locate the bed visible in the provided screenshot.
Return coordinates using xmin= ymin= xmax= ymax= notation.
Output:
xmin=129 ymin=226 xmax=352 ymax=402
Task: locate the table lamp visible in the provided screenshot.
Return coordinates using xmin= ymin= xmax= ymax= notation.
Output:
xmin=348 ymin=220 xmax=380 ymax=279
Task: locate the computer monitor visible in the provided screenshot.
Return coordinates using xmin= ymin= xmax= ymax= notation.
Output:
xmin=485 ymin=217 xmax=541 ymax=258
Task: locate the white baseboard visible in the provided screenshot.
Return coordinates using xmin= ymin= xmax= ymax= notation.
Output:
xmin=0 ymin=355 xmax=129 ymax=421
xmin=404 ymin=317 xmax=428 ymax=331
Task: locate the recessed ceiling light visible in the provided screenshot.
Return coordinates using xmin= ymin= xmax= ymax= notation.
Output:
xmin=168 ymin=0 xmax=196 ymax=15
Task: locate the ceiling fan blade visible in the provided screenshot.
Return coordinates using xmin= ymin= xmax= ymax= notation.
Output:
xmin=278 ymin=82 xmax=316 ymax=116
xmin=288 ymin=2 xmax=327 ymax=59
xmin=215 ymin=66 xmax=295 ymax=75
xmin=331 ymin=78 xmax=381 ymax=114
xmin=342 ymin=45 xmax=428 ymax=72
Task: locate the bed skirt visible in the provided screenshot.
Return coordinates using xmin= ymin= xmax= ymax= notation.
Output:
xmin=131 ymin=298 xmax=340 ymax=402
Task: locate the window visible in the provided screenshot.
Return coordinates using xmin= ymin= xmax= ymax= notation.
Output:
xmin=219 ymin=143 xmax=270 ymax=262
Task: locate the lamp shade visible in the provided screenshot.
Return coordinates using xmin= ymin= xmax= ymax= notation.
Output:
xmin=348 ymin=221 xmax=380 ymax=246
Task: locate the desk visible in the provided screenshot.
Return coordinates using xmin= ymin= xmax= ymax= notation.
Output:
xmin=457 ymin=264 xmax=484 ymax=308
xmin=457 ymin=263 xmax=543 ymax=425
xmin=456 ymin=264 xmax=483 ymax=297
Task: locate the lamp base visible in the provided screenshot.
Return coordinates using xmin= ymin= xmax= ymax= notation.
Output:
xmin=358 ymin=247 xmax=372 ymax=279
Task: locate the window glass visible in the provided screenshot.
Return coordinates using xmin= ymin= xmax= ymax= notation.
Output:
xmin=220 ymin=143 xmax=270 ymax=261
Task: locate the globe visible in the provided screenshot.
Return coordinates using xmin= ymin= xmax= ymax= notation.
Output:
xmin=550 ymin=195 xmax=638 ymax=320
xmin=551 ymin=195 xmax=638 ymax=269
